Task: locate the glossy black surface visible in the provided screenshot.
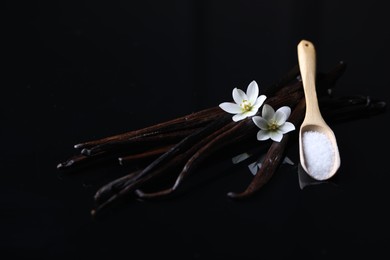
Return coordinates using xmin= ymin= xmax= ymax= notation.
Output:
xmin=2 ymin=1 xmax=389 ymax=259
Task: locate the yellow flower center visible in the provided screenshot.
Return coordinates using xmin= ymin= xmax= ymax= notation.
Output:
xmin=240 ymin=100 xmax=252 ymax=111
xmin=268 ymin=121 xmax=279 ymax=131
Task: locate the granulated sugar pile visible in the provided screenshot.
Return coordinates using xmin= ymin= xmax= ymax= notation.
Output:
xmin=302 ymin=131 xmax=335 ymax=180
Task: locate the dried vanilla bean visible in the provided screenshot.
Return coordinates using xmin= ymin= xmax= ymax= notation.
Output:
xmin=118 ymin=145 xmax=173 ymax=165
xmin=82 ymin=128 xmax=200 ymax=156
xmin=74 ymin=106 xmax=223 ymax=150
xmin=321 ymin=95 xmax=387 ymax=123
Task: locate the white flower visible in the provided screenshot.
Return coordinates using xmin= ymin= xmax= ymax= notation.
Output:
xmin=219 ymin=81 xmax=267 ymax=122
xmin=252 ymin=104 xmax=295 ymax=142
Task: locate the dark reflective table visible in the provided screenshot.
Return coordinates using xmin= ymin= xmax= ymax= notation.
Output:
xmin=2 ymin=1 xmax=389 ymax=259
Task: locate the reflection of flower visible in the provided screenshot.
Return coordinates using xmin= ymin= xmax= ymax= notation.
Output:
xmin=231 ymin=152 xmax=294 ymax=175
xmin=219 ymin=81 xmax=267 ymax=122
xmin=248 ymin=154 xmax=294 ymax=175
xmin=252 ymin=104 xmax=295 ymax=142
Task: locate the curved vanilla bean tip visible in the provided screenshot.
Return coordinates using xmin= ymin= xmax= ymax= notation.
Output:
xmin=133 ymin=169 xmax=184 ymax=200
xmin=90 ymin=208 xmax=106 ymax=219
xmin=118 ymin=157 xmax=124 ymax=166
xmin=92 ymin=192 xmax=122 ymax=216
xmin=74 ymin=143 xmax=84 ymax=149
xmin=226 ymin=176 xmax=268 ymax=198
xmin=56 ymin=155 xmax=89 ymax=170
xmin=94 ymin=170 xmax=141 ymax=203
xmin=370 ymin=99 xmax=387 ymax=110
xmin=135 ymin=188 xmax=174 ymax=199
xmin=57 ymin=161 xmax=73 ymax=169
xmin=226 ymin=191 xmax=246 ymax=199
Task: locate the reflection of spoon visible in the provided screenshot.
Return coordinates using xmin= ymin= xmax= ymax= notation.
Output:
xmin=297 ymin=40 xmax=341 ymax=181
xmin=298 ymin=163 xmax=328 ymax=189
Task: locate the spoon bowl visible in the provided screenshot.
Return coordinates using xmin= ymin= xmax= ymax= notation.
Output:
xmin=297 ymin=40 xmax=341 ymax=180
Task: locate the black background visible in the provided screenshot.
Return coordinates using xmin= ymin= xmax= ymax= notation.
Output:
xmin=2 ymin=1 xmax=390 ymax=259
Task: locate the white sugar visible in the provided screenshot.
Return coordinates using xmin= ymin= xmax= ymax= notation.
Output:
xmin=302 ymin=131 xmax=335 ymax=180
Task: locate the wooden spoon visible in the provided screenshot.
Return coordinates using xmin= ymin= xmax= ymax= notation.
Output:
xmin=297 ymin=39 xmax=341 ymax=180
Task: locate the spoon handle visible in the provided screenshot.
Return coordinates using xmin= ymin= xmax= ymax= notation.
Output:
xmin=297 ymin=40 xmax=324 ymax=123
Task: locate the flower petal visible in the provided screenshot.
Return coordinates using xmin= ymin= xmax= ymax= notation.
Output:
xmin=252 ymin=116 xmax=269 ymax=130
xmin=283 ymin=156 xmax=294 ymax=165
xmin=246 ymin=81 xmax=259 ymax=104
xmin=233 ymin=88 xmax=247 ymax=104
xmin=256 ymin=130 xmax=270 ymax=141
xmin=261 ymin=104 xmax=274 ymax=121
xmin=219 ymin=102 xmax=243 ymax=114
xmin=279 ymin=122 xmax=295 ymax=134
xmin=274 ymin=108 xmax=288 ymax=125
xmin=248 ymin=161 xmax=260 ymax=175
xmin=253 ymin=95 xmax=267 ymax=109
xmin=277 ymin=106 xmax=291 ymax=119
xmin=269 ymin=131 xmax=283 ymax=142
xmin=245 ymin=109 xmax=258 ymax=118
xmin=232 ymin=113 xmax=247 ymax=122
xmin=232 ymin=152 xmax=251 ymax=164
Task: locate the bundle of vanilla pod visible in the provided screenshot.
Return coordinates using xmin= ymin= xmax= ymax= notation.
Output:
xmin=57 ymin=61 xmax=386 ymax=217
